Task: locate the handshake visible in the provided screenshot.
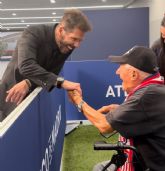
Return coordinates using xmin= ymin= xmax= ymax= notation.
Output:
xmin=68 ymin=90 xmax=85 ymax=112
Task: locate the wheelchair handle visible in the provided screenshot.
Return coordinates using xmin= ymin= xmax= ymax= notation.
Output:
xmin=94 ymin=141 xmax=137 ymax=152
xmin=94 ymin=141 xmax=149 ymax=171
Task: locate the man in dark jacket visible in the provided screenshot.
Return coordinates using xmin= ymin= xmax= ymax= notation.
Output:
xmin=0 ymin=9 xmax=91 ymax=121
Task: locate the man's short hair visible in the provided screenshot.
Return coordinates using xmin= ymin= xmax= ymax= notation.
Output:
xmin=61 ymin=9 xmax=92 ymax=32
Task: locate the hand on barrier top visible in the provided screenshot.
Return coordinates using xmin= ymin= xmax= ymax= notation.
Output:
xmin=6 ymin=80 xmax=30 ymax=105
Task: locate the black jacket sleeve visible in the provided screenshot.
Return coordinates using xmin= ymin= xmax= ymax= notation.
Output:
xmin=17 ymin=26 xmax=58 ymax=91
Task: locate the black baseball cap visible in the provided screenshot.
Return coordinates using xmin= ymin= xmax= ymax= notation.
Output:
xmin=109 ymin=46 xmax=159 ymax=74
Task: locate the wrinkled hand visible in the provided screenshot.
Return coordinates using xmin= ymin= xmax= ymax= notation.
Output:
xmin=6 ymin=80 xmax=30 ymax=105
xmin=62 ymin=80 xmax=82 ymax=95
xmin=68 ymin=90 xmax=82 ymax=105
xmin=97 ymin=104 xmax=119 ymax=114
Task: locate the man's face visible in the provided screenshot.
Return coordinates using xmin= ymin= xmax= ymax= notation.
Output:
xmin=116 ymin=64 xmax=134 ymax=93
xmin=161 ymin=26 xmax=165 ymax=43
xmin=57 ymin=27 xmax=85 ymax=54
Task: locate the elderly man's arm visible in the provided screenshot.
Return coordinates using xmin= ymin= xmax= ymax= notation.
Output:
xmin=68 ymin=90 xmax=114 ymax=134
xmin=97 ymin=104 xmax=119 ymax=113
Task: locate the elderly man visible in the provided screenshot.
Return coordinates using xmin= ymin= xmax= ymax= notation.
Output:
xmin=68 ymin=46 xmax=165 ymax=171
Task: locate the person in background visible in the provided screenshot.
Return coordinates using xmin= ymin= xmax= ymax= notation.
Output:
xmin=151 ymin=14 xmax=165 ymax=81
xmin=68 ymin=46 xmax=165 ymax=171
xmin=0 ymin=9 xmax=91 ymax=121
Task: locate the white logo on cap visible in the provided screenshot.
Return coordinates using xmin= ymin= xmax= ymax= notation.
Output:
xmin=124 ymin=47 xmax=134 ymax=55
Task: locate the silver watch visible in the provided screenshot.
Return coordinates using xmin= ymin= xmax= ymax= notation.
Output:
xmin=77 ymin=100 xmax=85 ymax=112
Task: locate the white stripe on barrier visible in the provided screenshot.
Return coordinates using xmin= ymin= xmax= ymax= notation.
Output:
xmin=0 ymin=87 xmax=42 ymax=136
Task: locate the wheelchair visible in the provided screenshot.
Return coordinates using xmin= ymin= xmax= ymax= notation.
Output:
xmin=94 ymin=140 xmax=150 ymax=171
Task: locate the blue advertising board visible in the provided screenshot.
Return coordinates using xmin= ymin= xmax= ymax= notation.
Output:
xmin=70 ymin=7 xmax=149 ymax=61
xmin=0 ymin=88 xmax=66 ymax=171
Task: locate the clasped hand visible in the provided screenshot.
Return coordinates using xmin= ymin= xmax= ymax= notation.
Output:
xmin=68 ymin=90 xmax=82 ymax=105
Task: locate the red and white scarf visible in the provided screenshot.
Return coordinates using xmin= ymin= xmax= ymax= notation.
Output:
xmin=117 ymin=72 xmax=164 ymax=171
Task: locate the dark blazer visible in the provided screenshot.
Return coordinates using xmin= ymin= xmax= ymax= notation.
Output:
xmin=0 ymin=24 xmax=71 ymax=120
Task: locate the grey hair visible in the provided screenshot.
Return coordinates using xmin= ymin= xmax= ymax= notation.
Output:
xmin=60 ymin=9 xmax=92 ymax=32
xmin=126 ymin=64 xmax=151 ymax=79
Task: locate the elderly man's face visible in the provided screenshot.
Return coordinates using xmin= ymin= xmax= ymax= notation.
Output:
xmin=116 ymin=64 xmax=135 ymax=93
xmin=58 ymin=27 xmax=84 ymax=54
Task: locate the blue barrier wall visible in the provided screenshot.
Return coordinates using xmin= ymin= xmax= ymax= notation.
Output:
xmin=69 ymin=7 xmax=149 ymax=61
xmin=0 ymin=88 xmax=65 ymax=171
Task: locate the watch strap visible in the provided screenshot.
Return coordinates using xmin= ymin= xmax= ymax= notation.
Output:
xmin=55 ymin=77 xmax=64 ymax=89
xmin=77 ymin=100 xmax=85 ymax=112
